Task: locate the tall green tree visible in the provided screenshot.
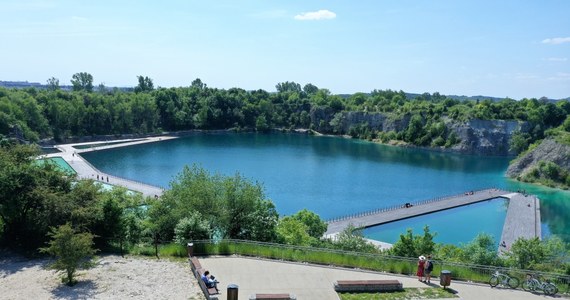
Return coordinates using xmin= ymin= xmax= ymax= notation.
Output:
xmin=135 ymin=75 xmax=154 ymax=93
xmin=40 ymin=223 xmax=96 ymax=285
xmin=0 ymin=144 xmax=72 ymax=249
xmin=70 ymin=72 xmax=94 ymax=92
xmin=291 ymin=209 xmax=327 ymax=239
xmin=46 ymin=77 xmax=60 ymax=91
xmin=390 ymin=226 xmax=436 ymax=258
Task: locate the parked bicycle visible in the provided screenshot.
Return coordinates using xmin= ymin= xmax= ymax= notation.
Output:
xmin=522 ymin=274 xmax=558 ymax=295
xmin=489 ymin=270 xmax=519 ymax=289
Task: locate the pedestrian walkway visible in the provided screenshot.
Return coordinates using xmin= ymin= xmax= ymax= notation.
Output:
xmin=43 ymin=137 xmax=175 ymax=197
xmin=199 ymin=256 xmax=547 ymax=300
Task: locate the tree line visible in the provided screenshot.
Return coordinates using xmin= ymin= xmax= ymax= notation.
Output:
xmin=1 ymin=74 xmax=568 ymax=155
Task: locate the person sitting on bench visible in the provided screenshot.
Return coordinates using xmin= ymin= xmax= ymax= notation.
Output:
xmin=201 ymin=270 xmax=219 ymax=291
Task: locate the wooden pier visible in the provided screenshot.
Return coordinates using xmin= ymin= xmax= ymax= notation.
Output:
xmin=325 ymin=189 xmax=541 ymax=247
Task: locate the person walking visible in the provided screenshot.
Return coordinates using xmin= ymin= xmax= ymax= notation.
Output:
xmin=417 ymin=255 xmax=426 ymax=282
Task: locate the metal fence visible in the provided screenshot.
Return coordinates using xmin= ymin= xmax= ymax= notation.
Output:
xmin=326 ymin=187 xmax=504 ymax=222
xmin=189 ymin=239 xmax=570 ymax=293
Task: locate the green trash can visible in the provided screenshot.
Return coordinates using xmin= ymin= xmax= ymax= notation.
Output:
xmin=440 ymin=270 xmax=451 ymax=288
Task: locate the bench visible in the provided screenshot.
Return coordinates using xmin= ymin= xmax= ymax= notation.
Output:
xmin=190 ymin=257 xmax=202 ymax=273
xmin=334 ymin=280 xmax=403 ymax=293
xmin=249 ymin=294 xmax=297 ymax=300
xmin=189 ymin=256 xmax=219 ymax=299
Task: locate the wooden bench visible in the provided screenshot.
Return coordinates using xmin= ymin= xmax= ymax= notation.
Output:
xmin=190 ymin=257 xmax=202 ymax=273
xmin=334 ymin=280 xmax=403 ymax=293
xmin=189 ymin=256 xmax=219 ymax=299
xmin=249 ymin=293 xmax=297 ymax=300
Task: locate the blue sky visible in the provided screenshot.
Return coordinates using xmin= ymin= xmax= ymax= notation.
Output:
xmin=1 ymin=1 xmax=569 ymax=99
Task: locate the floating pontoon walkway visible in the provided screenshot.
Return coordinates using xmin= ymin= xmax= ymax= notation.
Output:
xmin=43 ymin=137 xmax=176 ymax=198
xmin=498 ymin=193 xmax=541 ymax=253
xmin=325 ymin=189 xmax=541 ymax=247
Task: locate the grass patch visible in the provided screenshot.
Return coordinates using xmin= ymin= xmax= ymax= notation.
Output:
xmin=338 ymin=287 xmax=458 ymax=300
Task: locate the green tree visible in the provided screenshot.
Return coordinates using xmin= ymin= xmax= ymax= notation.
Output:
xmin=509 ymin=132 xmax=531 ymax=154
xmin=173 ymin=212 xmax=212 ymax=245
xmin=333 ymin=224 xmax=377 ymax=252
xmin=70 ymin=72 xmax=94 ymax=92
xmin=391 ymin=226 xmax=436 ymax=258
xmin=0 ymin=144 xmax=72 ymax=250
xmin=506 ymin=237 xmax=545 ymax=269
xmin=255 ymin=115 xmax=269 ymax=132
xmin=276 ymin=217 xmax=313 ymax=246
xmin=291 ymin=209 xmax=327 ymax=239
xmin=39 ymin=223 xmax=96 ymax=285
xmin=46 ymin=77 xmax=60 ymax=91
xmin=460 ymin=233 xmax=499 ymax=265
xmin=149 ymin=165 xmax=278 ymax=242
xmin=563 ymin=116 xmax=570 ymax=132
xmin=134 ymin=75 xmax=154 ymax=93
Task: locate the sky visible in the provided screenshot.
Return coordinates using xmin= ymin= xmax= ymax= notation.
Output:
xmin=1 ymin=0 xmax=569 ymax=99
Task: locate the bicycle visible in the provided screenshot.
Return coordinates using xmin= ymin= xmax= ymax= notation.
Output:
xmin=489 ymin=270 xmax=519 ymax=289
xmin=522 ymin=274 xmax=558 ymax=295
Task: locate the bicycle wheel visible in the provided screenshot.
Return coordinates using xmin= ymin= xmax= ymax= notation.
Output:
xmin=507 ymin=276 xmax=519 ymax=289
xmin=522 ymin=280 xmax=533 ymax=291
xmin=543 ymin=283 xmax=556 ymax=295
xmin=489 ymin=276 xmax=499 ymax=287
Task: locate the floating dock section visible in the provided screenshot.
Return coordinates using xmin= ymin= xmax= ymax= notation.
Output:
xmin=325 ymin=189 xmax=541 ymax=247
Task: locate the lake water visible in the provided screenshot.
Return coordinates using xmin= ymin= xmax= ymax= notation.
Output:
xmin=82 ymin=132 xmax=570 ymax=245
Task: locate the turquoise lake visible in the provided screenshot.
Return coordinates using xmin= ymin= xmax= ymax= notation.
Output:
xmin=82 ymin=132 xmax=570 ymax=245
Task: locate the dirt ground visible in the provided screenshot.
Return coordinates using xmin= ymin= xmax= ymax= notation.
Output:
xmin=0 ymin=253 xmax=204 ymax=300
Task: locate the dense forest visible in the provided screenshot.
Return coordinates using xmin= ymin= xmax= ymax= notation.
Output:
xmin=1 ymin=74 xmax=569 ymax=151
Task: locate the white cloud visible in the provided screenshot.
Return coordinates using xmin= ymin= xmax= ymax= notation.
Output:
xmin=541 ymin=37 xmax=570 ymax=45
xmin=294 ymin=9 xmax=336 ymax=21
xmin=543 ymin=57 xmax=568 ymax=62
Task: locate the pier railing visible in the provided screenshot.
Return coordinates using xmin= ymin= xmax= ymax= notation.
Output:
xmin=76 ymin=153 xmax=167 ymax=191
xmin=326 ymin=188 xmax=505 ymax=223
xmin=188 ymin=239 xmax=570 ymax=292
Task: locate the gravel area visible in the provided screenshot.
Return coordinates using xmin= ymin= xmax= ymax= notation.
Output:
xmin=0 ymin=253 xmax=204 ymax=300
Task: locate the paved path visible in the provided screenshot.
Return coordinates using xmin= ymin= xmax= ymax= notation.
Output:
xmin=325 ymin=189 xmax=511 ymax=235
xmin=199 ymin=256 xmax=549 ymax=300
xmin=499 ymin=193 xmax=542 ymax=253
xmin=43 ymin=137 xmax=176 ymax=197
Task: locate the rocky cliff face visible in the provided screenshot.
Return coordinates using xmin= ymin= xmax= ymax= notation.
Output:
xmin=447 ymin=119 xmax=530 ymax=156
xmin=310 ymin=107 xmax=529 ymax=156
xmin=506 ymin=138 xmax=570 ymax=178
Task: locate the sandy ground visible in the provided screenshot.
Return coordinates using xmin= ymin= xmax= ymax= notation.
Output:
xmin=0 ymin=253 xmax=204 ymax=300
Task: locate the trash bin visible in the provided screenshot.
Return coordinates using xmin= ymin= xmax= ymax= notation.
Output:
xmin=187 ymin=243 xmax=194 ymax=258
xmin=227 ymin=284 xmax=239 ymax=300
xmin=440 ymin=270 xmax=451 ymax=288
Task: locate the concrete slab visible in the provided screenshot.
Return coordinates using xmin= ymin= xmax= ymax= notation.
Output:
xmin=199 ymin=256 xmax=548 ymax=300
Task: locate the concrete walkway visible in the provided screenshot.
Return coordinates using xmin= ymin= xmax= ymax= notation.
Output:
xmin=43 ymin=137 xmax=176 ymax=197
xmin=499 ymin=193 xmax=542 ymax=253
xmin=325 ymin=189 xmax=511 ymax=235
xmin=199 ymin=256 xmax=550 ymax=300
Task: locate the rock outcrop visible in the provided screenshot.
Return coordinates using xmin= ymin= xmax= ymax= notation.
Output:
xmin=310 ymin=107 xmax=529 ymax=156
xmin=506 ymin=138 xmax=570 ymax=178
xmin=447 ymin=119 xmax=530 ymax=156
